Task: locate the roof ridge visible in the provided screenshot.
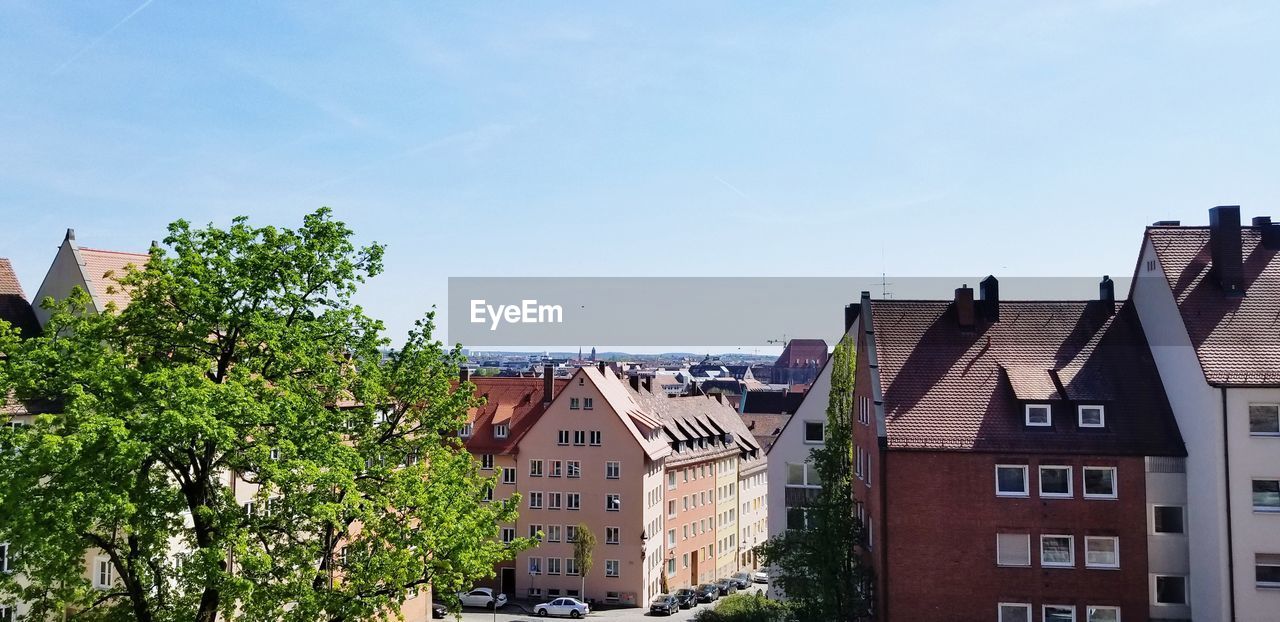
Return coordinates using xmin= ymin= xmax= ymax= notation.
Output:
xmin=78 ymin=247 xmax=151 ymax=257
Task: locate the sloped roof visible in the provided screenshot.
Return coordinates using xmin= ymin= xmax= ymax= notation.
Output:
xmin=1146 ymin=226 xmax=1280 ymax=385
xmin=629 ymin=385 xmax=760 ymax=465
xmin=0 ymin=259 xmax=39 ymax=337
xmin=464 ymin=377 xmax=569 ymax=455
xmin=741 ymin=413 xmax=791 ymax=452
xmin=741 ymin=389 xmax=806 ymax=415
xmin=870 ymin=299 xmax=1185 ymax=455
xmin=581 ymin=366 xmax=670 ymax=460
xmin=775 ymin=338 xmax=828 ymax=367
xmin=77 ymin=248 xmax=149 ymax=313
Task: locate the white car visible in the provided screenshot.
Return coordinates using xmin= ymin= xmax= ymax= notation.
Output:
xmin=534 ymin=596 xmax=589 ymax=618
xmin=458 ymin=587 xmax=507 ymax=609
xmin=751 ymin=570 xmax=769 ymax=583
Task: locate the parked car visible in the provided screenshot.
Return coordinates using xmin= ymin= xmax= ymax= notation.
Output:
xmin=673 ymin=588 xmax=698 ymax=609
xmin=458 ymin=587 xmax=507 ymax=609
xmin=696 ymin=583 xmax=720 ymax=603
xmin=431 ymin=602 xmax=448 ymax=619
xmin=649 ymin=594 xmax=680 ymax=616
xmin=714 ymin=578 xmax=738 ymax=596
xmin=534 ymin=597 xmax=589 ymax=618
xmin=751 ymin=570 xmax=769 ymax=584
xmin=730 ymin=572 xmax=751 ymax=589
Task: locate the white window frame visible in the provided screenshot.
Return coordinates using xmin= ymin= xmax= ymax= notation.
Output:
xmin=1039 ymin=465 xmax=1074 ymax=498
xmin=494 ymin=423 xmax=509 ymax=439
xmin=556 ymin=430 xmax=569 ymax=446
xmin=1083 ymin=466 xmax=1118 ymax=499
xmin=606 ymin=461 xmax=620 ymax=479
xmin=995 ymin=464 xmax=1030 ymax=498
xmin=530 ymin=524 xmax=543 ymax=540
xmin=565 ymin=557 xmax=579 ymax=576
xmin=529 ymin=492 xmax=543 ymax=509
xmin=1152 ymin=504 xmax=1185 ymax=535
xmin=605 ymin=526 xmax=620 ymax=545
xmin=1085 ymin=606 xmax=1121 ymax=622
xmin=569 ymin=398 xmax=580 ymax=410
xmin=460 ymin=423 xmax=473 ymax=438
xmin=589 ymin=430 xmax=602 ymax=445
xmin=529 ymin=459 xmax=544 ymax=477
xmin=606 ymin=494 xmax=621 ymax=511
xmin=528 ymin=556 xmax=542 ymax=575
xmin=1253 ymin=478 xmax=1280 ymax=512
xmin=605 ymin=559 xmax=619 ymax=577
xmin=1084 ymin=536 xmax=1120 ymax=569
xmin=1256 ymin=554 xmax=1280 ymax=588
xmin=1078 ymin=405 xmax=1106 ymax=428
xmin=567 ymin=492 xmax=581 ymax=510
xmin=480 ymin=454 xmax=493 ymax=470
xmin=996 ymin=533 xmax=1031 ymax=567
xmin=1249 ymin=403 xmax=1280 ymax=436
xmin=584 ymin=398 xmax=594 ymax=410
xmin=502 ymin=468 xmax=516 ymax=485
xmin=94 ymin=556 xmax=113 ymax=589
xmin=803 ymin=421 xmax=824 ymax=443
xmin=501 ymin=527 xmax=515 ymax=543
xmin=1040 ymin=534 xmax=1075 ymax=568
xmin=1043 ymin=605 xmax=1076 ymax=622
xmin=1025 ymin=404 xmax=1052 ymax=427
xmin=998 ymin=603 xmax=1032 ymax=622
xmin=1152 ymin=574 xmax=1187 ymax=605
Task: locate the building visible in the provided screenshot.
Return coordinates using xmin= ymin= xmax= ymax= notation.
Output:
xmin=31 ymin=229 xmax=150 ymax=326
xmin=769 ymin=338 xmax=828 ymax=386
xmin=852 ymin=281 xmax=1189 ymax=622
xmin=0 ymin=259 xmax=40 ymax=338
xmin=1131 ymin=207 xmax=1280 ymax=621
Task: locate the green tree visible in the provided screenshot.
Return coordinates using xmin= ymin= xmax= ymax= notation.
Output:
xmin=571 ymin=522 xmax=595 ymax=599
xmin=755 ymin=337 xmax=872 ymax=620
xmin=691 ymin=592 xmax=788 ymax=622
xmin=0 ymin=209 xmax=532 ymax=622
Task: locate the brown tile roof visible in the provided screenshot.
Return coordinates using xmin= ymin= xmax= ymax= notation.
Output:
xmin=741 ymin=413 xmax=791 ymax=452
xmin=463 ymin=377 xmax=569 ymax=455
xmin=775 ymin=338 xmax=828 ymax=367
xmin=0 ymin=258 xmax=39 ymax=337
xmin=870 ymin=299 xmax=1184 ymax=455
xmin=1146 ymin=226 xmax=1280 ymax=385
xmin=630 ymin=386 xmax=761 ymax=465
xmin=78 ymin=247 xmax=149 ymax=313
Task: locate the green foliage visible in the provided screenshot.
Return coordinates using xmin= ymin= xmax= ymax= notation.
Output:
xmin=0 ymin=209 xmax=532 ymax=622
xmin=691 ymin=593 xmax=788 ymax=622
xmin=754 ymin=337 xmax=872 ymax=620
xmin=572 ymin=522 xmax=595 ymax=596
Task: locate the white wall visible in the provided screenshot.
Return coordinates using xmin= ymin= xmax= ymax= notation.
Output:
xmin=765 ymin=354 xmax=833 ymax=541
xmin=1225 ymin=387 xmax=1280 ymax=621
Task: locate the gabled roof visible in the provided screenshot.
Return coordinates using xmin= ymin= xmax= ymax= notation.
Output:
xmin=774 ymin=338 xmax=828 ymax=367
xmin=629 ymin=384 xmax=760 ymax=465
xmin=870 ymin=299 xmax=1184 ymax=455
xmin=78 ymin=247 xmax=149 ymax=313
xmin=0 ymin=259 xmax=39 ymax=337
xmin=1145 ymin=225 xmax=1280 ymax=386
xmin=463 ymin=377 xmax=569 ymax=455
xmin=741 ymin=413 xmax=791 ymax=452
xmin=580 ymin=366 xmax=670 ymax=461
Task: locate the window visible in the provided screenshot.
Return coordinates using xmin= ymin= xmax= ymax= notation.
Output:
xmin=95 ymin=556 xmax=113 ymax=589
xmin=557 ymin=430 xmax=570 ymax=445
xmin=482 ymin=485 xmax=493 ymax=502
xmin=1041 ymin=535 xmax=1074 ymax=567
xmin=584 ymin=398 xmax=594 ymax=410
xmin=1083 ymin=467 xmax=1117 ymax=499
xmin=1043 ymin=605 xmax=1075 ymax=622
xmin=668 ymin=529 xmax=676 ymax=546
xmin=573 ymin=430 xmax=586 ymax=446
xmin=550 ymin=460 xmax=563 ymax=477
xmin=460 ymin=423 xmax=473 ymax=438
xmin=529 ymin=492 xmax=543 ymax=509
xmin=1085 ymin=536 xmax=1119 ymax=569
xmin=1154 ymin=575 xmax=1186 ymax=604
xmin=998 ymin=603 xmax=1031 ymax=622
xmin=606 ymin=461 xmax=620 ymax=479
xmin=804 ymin=421 xmax=824 ymax=443
xmin=528 ymin=557 xmax=542 ymax=574
xmin=1250 ymin=404 xmax=1279 ymax=435
xmin=570 ymin=398 xmax=580 ymax=410
xmin=1253 ymin=479 xmax=1280 ymax=511
xmin=1025 ymin=404 xmax=1051 ymax=426
xmin=494 ymin=424 xmax=509 ymax=438
xmin=606 ymin=494 xmax=621 ymax=511
xmin=996 ymin=533 xmax=1031 ymax=567
xmin=1040 ymin=465 xmax=1073 ymax=498
xmin=269 ymin=447 xmax=280 ymax=461
xmin=606 ymin=559 xmax=619 ymax=577
xmin=667 ymin=500 xmax=676 ymax=517
xmin=0 ymin=543 xmax=8 ymax=573
xmin=502 ymin=527 xmax=515 ymax=543
xmin=481 ymin=454 xmax=494 ymax=470
xmin=547 ymin=525 xmax=561 ymax=542
xmin=548 ymin=492 xmax=562 ymax=510
xmin=1256 ymin=554 xmax=1280 ymax=588
xmin=578 ymin=377 xmax=584 ymax=386
xmin=1078 ymin=405 xmax=1105 ymax=428
xmin=668 ymin=472 xmax=677 ymax=490
xmin=606 ymin=527 xmax=620 ymax=545
xmin=566 ymin=525 xmax=578 ymax=543
xmin=996 ymin=465 xmax=1029 ymax=497
xmin=1154 ymin=505 xmax=1185 ymax=534
xmin=502 ymin=468 xmax=516 ymax=485
xmin=530 ymin=524 xmax=543 ymax=540
xmin=589 ymin=430 xmax=602 ymax=445
xmin=1086 ymin=607 xmax=1120 ymax=622
xmin=547 ymin=558 xmax=561 ymax=575
xmin=567 ymin=493 xmax=581 ymax=510
xmin=530 ymin=459 xmax=544 ymax=477
xmin=566 ymin=461 xmax=581 ymax=478
xmin=565 ymin=557 xmax=578 ymax=576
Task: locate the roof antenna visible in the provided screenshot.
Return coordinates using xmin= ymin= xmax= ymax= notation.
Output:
xmin=879 ymin=245 xmax=893 ymax=299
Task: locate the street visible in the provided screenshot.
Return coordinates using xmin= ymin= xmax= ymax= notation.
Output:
xmin=453 ymin=585 xmax=768 ymax=622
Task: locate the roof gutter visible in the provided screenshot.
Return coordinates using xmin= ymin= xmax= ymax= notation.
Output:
xmin=1222 ymin=386 xmax=1237 ymax=621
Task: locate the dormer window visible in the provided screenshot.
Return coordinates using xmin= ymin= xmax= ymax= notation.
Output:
xmin=1025 ymin=405 xmax=1051 ymax=427
xmin=460 ymin=423 xmax=473 ymax=438
xmin=494 ymin=424 xmax=509 ymax=439
xmin=1078 ymin=405 xmax=1105 ymax=428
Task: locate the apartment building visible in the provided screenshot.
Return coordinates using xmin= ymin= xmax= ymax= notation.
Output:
xmin=853 ymin=280 xmax=1188 ymax=622
xmin=1131 ymin=207 xmax=1280 ymax=621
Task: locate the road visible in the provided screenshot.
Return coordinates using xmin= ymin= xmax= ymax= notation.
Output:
xmin=453 ymin=585 xmax=768 ymax=622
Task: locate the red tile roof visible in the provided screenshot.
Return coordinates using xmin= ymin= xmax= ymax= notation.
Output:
xmin=463 ymin=377 xmax=569 ymax=455
xmin=1146 ymin=226 xmax=1280 ymax=385
xmin=774 ymin=338 xmax=828 ymax=367
xmin=0 ymin=258 xmax=40 ymax=337
xmin=870 ymin=299 xmax=1184 ymax=455
xmin=78 ymin=247 xmax=149 ymax=313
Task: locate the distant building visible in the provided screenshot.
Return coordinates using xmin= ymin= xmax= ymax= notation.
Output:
xmin=0 ymin=258 xmax=39 ymax=337
xmin=769 ymin=339 xmax=827 ymax=385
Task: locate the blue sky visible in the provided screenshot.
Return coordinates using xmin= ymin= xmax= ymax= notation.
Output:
xmin=2 ymin=1 xmax=1279 ymax=348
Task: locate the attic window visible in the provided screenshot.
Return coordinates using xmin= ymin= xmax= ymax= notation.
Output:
xmin=460 ymin=423 xmax=473 ymax=438
xmin=1078 ymin=405 xmax=1105 ymax=428
xmin=494 ymin=424 xmax=509 ymax=439
xmin=1025 ymin=405 xmax=1051 ymax=427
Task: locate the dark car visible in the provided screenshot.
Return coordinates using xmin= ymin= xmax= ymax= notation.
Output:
xmin=649 ymin=594 xmax=680 ymax=616
xmin=714 ymin=578 xmax=738 ymax=596
xmin=729 ymin=572 xmax=751 ymax=590
xmin=431 ymin=602 xmax=448 ymax=619
xmin=696 ymin=583 xmax=720 ymax=603
xmin=673 ymin=588 xmax=698 ymax=609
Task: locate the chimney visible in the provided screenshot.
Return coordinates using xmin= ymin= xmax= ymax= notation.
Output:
xmin=1099 ymin=275 xmax=1115 ymax=315
xmin=979 ymin=275 xmax=999 ymax=322
xmin=642 ymin=376 xmax=652 ymax=393
xmin=1256 ymin=216 xmax=1280 ymax=250
xmin=459 ymin=366 xmax=471 ymax=384
xmin=954 ymin=284 xmax=975 ymax=330
xmin=543 ymin=365 xmax=554 ymax=404
xmin=844 ymin=302 xmax=859 ymax=331
xmin=629 ymin=374 xmax=640 ymax=391
xmin=65 ymin=228 xmax=76 ymax=242
xmin=597 ymin=361 xmax=607 ymax=374
xmin=1209 ymin=206 xmax=1244 ymax=296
